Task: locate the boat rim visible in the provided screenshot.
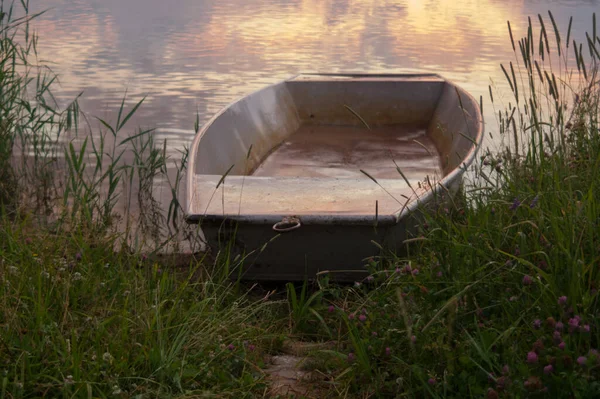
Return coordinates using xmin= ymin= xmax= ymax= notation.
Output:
xmin=186 ymin=73 xmax=484 ymax=226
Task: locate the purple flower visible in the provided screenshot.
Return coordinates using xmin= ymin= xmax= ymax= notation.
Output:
xmin=25 ymin=237 xmax=32 ymax=245
xmin=543 ymin=364 xmax=553 ymax=375
xmin=533 ymin=319 xmax=542 ymax=329
xmin=359 ymin=314 xmax=367 ymax=322
xmin=523 ymin=275 xmax=533 ymax=286
xmin=502 ymin=365 xmax=510 ymax=375
xmin=75 ymin=252 xmax=82 ymax=262
xmin=577 ymin=356 xmax=587 ymax=366
xmin=366 ymin=275 xmax=374 ymax=282
xmin=348 ymin=313 xmax=355 ymax=320
xmin=527 ymin=351 xmax=538 ymax=364
xmin=395 ymin=267 xmax=401 ymax=273
xmin=428 ymin=377 xmax=436 ymax=385
xmin=403 ymin=265 xmax=412 ymax=274
xmin=510 ymin=198 xmax=521 ymax=211
xmin=569 ymin=317 xmax=580 ymax=329
xmin=347 ymin=352 xmax=355 ymax=362
xmin=555 ymin=322 xmax=564 ymax=331
xmin=372 ymin=331 xmax=378 ymax=337
xmin=559 ymin=341 xmax=566 ymax=350
xmin=227 ymin=344 xmax=235 ymax=351
xmin=328 ymin=305 xmax=335 ymax=313
xmin=436 ymin=271 xmax=443 ymax=278
xmin=490 ymin=207 xmax=496 ymax=215
xmin=558 ymin=296 xmax=568 ymax=306
xmin=553 ymin=331 xmax=562 ymax=342
xmin=411 ymin=335 xmax=417 ymax=344
xmin=248 ymin=344 xmax=256 ymax=351
xmin=530 ymin=195 xmax=539 ymax=208
xmin=411 ymin=268 xmax=419 ymax=276
xmin=385 ymin=347 xmax=391 ymax=356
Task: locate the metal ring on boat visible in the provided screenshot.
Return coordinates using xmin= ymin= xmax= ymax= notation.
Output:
xmin=273 ymin=216 xmax=301 ymax=232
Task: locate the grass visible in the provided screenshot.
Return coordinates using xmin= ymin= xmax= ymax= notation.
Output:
xmin=1 ymin=2 xmax=600 ymax=397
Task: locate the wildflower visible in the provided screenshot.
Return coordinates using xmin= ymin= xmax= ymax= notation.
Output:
xmin=525 ymin=376 xmax=542 ymax=391
xmin=385 ymin=347 xmax=392 ymax=356
xmin=411 ymin=335 xmax=416 ymax=344
xmin=514 ymin=247 xmax=521 ymax=256
xmin=558 ymin=341 xmax=566 ymax=350
xmin=577 ymin=356 xmax=587 ymax=366
xmin=359 ymin=314 xmax=367 ymax=322
xmin=347 ymin=352 xmax=355 ymax=362
xmin=411 ymin=268 xmax=419 ymax=276
xmin=328 ymin=305 xmax=335 ymax=313
xmin=75 ymin=252 xmax=82 ymax=261
xmin=527 ymin=351 xmax=538 ymax=364
xmin=490 ymin=207 xmax=496 ymax=215
xmin=64 ymin=375 xmax=74 ymax=385
xmin=72 ymin=272 xmax=82 ymax=281
xmin=530 ymin=195 xmax=539 ymax=208
xmin=532 ymin=340 xmax=544 ymax=353
xmin=555 ymin=322 xmax=564 ymax=331
xmin=348 ymin=313 xmax=355 ymax=320
xmin=372 ymin=331 xmax=378 ymax=337
xmin=487 ymin=388 xmax=499 ymax=399
xmin=102 ymin=352 xmax=114 ymax=363
xmin=112 ymin=385 xmax=122 ymax=395
xmin=502 ymin=365 xmax=510 ymax=375
xmin=509 ymin=296 xmax=518 ymax=302
xmin=403 ymin=265 xmax=412 ymax=273
xmin=509 ymin=198 xmax=521 ymax=211
xmin=496 ymin=376 xmax=508 ymax=390
xmin=354 ymin=282 xmax=361 ymax=288
xmin=248 ymin=344 xmax=256 ymax=351
xmin=543 ymin=364 xmax=553 ymax=375
xmin=366 ymin=275 xmax=374 ymax=282
xmin=25 ymin=237 xmax=32 ymax=245
xmin=523 ymin=275 xmax=533 ymax=286
xmin=569 ymin=317 xmax=580 ymax=331
xmin=558 ymin=296 xmax=568 ymax=306
xmin=436 ymin=271 xmax=443 ymax=278
xmin=533 ymin=319 xmax=541 ymax=329
xmin=41 ymin=271 xmax=50 ymax=279
xmin=395 ymin=267 xmax=401 ymax=273
xmin=228 ymin=344 xmax=235 ymax=351
xmin=427 ymin=377 xmax=436 ymax=385
xmin=553 ymin=331 xmax=562 ymax=343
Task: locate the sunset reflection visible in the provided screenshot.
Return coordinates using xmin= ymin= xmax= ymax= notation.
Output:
xmin=29 ymin=0 xmax=598 ymax=153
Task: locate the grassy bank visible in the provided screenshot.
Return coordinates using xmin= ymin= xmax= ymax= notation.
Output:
xmin=1 ymin=3 xmax=600 ymax=398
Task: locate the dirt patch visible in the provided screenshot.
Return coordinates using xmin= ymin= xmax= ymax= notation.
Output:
xmin=265 ymin=340 xmax=335 ymax=398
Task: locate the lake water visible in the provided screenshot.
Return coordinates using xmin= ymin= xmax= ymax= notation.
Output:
xmin=29 ymin=0 xmax=598 ymax=157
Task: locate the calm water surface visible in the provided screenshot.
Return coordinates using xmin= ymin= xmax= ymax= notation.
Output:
xmin=30 ymin=0 xmax=599 ymax=155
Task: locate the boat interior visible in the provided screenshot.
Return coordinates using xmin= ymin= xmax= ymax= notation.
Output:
xmin=188 ymin=74 xmax=480 ymax=219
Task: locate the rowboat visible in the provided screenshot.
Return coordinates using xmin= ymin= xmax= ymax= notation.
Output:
xmin=186 ymin=73 xmax=483 ymax=280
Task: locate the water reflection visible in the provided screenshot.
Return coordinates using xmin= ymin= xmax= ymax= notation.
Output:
xmin=29 ymin=0 xmax=599 ymax=155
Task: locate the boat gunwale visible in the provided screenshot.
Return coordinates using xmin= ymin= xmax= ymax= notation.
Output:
xmin=186 ymin=73 xmax=483 ymax=226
